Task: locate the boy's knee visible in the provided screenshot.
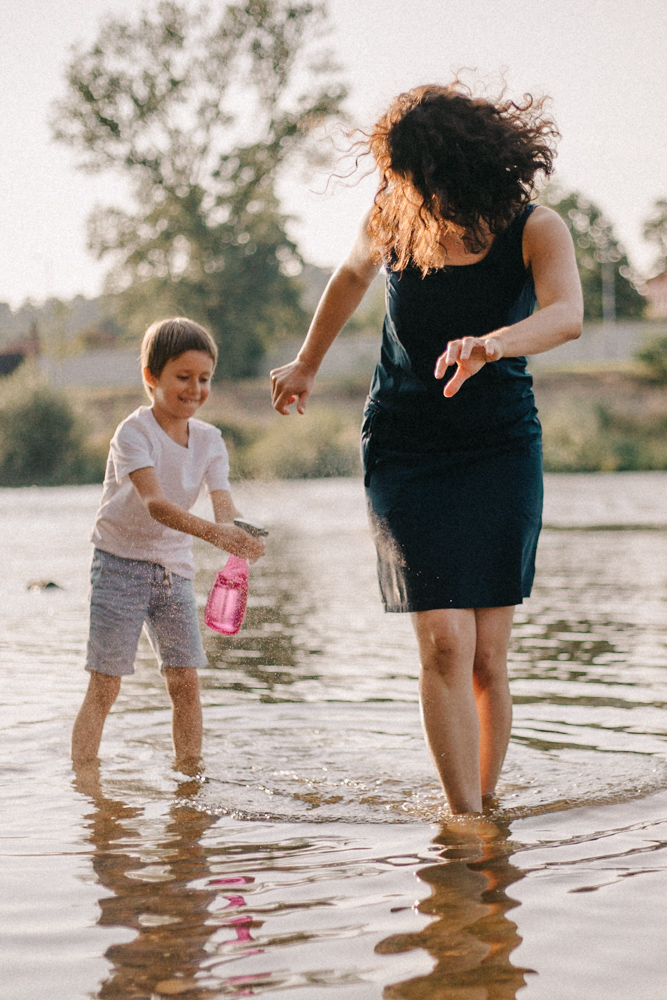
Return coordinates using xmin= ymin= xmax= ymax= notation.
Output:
xmin=165 ymin=667 xmax=200 ymax=701
xmin=88 ymin=671 xmax=121 ymax=708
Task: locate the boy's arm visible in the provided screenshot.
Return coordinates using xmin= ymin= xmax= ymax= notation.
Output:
xmin=210 ymin=489 xmax=242 ymax=524
xmin=129 ymin=467 xmax=265 ymax=562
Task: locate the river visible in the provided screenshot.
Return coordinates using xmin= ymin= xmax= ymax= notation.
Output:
xmin=2 ymin=473 xmax=667 ymax=998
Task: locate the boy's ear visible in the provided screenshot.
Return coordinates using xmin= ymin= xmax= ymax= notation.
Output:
xmin=143 ymin=366 xmax=158 ymax=389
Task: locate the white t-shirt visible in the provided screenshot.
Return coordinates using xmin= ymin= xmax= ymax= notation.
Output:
xmin=91 ymin=406 xmax=231 ymax=579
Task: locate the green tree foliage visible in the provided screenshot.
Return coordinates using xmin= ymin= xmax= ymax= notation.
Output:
xmin=540 ymin=186 xmax=645 ymax=320
xmin=0 ymin=371 xmax=103 ymax=486
xmin=636 ymin=335 xmax=667 ymax=384
xmin=241 ymin=407 xmax=360 ymax=477
xmin=52 ymin=1 xmax=346 ymax=376
xmin=542 ymin=401 xmax=667 ymax=472
xmin=644 ymin=198 xmax=667 ymax=275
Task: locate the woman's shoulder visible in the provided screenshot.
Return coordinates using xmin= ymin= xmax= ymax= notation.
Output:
xmin=522 ymin=205 xmax=572 ymax=250
xmin=501 ymin=204 xmax=568 ymax=269
xmin=522 ymin=204 xmax=566 ymax=234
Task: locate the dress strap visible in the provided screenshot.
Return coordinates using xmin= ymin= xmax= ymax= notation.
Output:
xmin=496 ymin=204 xmax=537 ymax=269
xmin=509 ymin=203 xmax=537 ymax=239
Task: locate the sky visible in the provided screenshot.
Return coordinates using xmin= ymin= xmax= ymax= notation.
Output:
xmin=2 ymin=0 xmax=667 ymax=309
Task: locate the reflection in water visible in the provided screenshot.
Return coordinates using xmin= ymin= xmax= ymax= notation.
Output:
xmin=199 ymin=530 xmax=322 ymax=702
xmin=73 ymin=764 xmax=266 ymax=999
xmin=380 ymin=820 xmax=531 ymax=1000
xmin=8 ymin=479 xmax=667 ymax=999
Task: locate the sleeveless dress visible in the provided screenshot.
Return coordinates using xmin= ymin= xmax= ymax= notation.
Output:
xmin=362 ymin=205 xmax=542 ymax=612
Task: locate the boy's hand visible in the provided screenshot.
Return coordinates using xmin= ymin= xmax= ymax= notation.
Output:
xmin=215 ymin=523 xmax=266 ymax=563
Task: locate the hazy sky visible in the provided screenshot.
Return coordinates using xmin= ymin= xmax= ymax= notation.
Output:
xmin=2 ymin=0 xmax=666 ymax=308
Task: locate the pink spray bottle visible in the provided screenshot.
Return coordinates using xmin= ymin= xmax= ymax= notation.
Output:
xmin=204 ymin=519 xmax=267 ymax=636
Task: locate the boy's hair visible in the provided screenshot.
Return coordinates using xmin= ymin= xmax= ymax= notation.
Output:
xmin=141 ymin=317 xmax=218 ymax=394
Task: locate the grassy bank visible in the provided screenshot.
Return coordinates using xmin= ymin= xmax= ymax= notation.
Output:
xmin=3 ymin=365 xmax=667 ymax=485
xmin=536 ymin=367 xmax=667 ymax=471
xmin=72 ymin=366 xmax=667 ymax=479
xmin=61 ymin=375 xmax=368 ymax=481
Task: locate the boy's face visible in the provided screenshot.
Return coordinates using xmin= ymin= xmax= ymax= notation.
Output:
xmin=144 ymin=350 xmax=215 ymax=421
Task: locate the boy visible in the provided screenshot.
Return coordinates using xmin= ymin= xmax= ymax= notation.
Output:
xmin=72 ymin=317 xmax=265 ymax=765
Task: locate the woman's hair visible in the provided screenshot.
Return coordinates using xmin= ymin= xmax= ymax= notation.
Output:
xmin=141 ymin=317 xmax=218 ymax=393
xmin=364 ymin=82 xmax=559 ymax=273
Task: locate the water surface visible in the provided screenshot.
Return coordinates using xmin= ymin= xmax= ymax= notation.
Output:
xmin=3 ymin=474 xmax=667 ymax=998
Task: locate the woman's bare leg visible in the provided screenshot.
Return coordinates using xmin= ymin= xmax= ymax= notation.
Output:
xmin=413 ymin=605 xmax=516 ymax=813
xmin=72 ymin=672 xmax=121 ymax=764
xmin=164 ymin=668 xmax=202 ymax=764
xmin=473 ymin=606 xmax=515 ymax=800
xmin=413 ymin=608 xmax=481 ymax=813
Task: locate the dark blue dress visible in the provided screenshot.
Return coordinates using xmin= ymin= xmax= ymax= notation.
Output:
xmin=362 ymin=205 xmax=542 ymax=612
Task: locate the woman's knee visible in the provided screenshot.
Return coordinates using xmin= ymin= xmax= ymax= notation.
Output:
xmin=472 ymin=606 xmax=513 ymax=691
xmin=473 ymin=646 xmax=509 ymax=692
xmin=415 ymin=611 xmax=476 ymax=678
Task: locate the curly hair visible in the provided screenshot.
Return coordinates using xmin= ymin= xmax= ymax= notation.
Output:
xmin=364 ymin=82 xmax=560 ymax=273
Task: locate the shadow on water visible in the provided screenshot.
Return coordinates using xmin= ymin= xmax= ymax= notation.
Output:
xmin=379 ymin=819 xmax=531 ymax=1000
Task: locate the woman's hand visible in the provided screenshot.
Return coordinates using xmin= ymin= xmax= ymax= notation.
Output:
xmin=270 ymin=358 xmax=317 ymax=415
xmin=434 ymin=335 xmax=503 ymax=397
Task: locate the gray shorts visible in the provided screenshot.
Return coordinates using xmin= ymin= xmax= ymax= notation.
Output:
xmin=86 ymin=548 xmax=208 ymax=676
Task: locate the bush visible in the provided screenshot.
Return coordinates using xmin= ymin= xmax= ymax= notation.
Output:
xmin=0 ymin=368 xmax=105 ymax=486
xmin=239 ymin=407 xmax=361 ymax=479
xmin=211 ymin=417 xmax=260 ymax=451
xmin=541 ymin=402 xmax=667 ymax=472
xmin=636 ymin=336 xmax=667 ymax=384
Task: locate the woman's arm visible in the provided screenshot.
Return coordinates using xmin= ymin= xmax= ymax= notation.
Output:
xmin=271 ymin=211 xmax=381 ymax=415
xmin=435 ymin=206 xmax=584 ymax=397
xmin=128 ymin=468 xmax=265 ymax=562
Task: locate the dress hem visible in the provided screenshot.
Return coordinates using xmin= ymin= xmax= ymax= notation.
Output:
xmin=382 ymin=594 xmax=529 ymax=613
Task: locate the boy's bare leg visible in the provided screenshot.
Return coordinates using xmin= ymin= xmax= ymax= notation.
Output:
xmin=472 ymin=606 xmax=515 ymax=800
xmin=72 ymin=672 xmax=121 ymax=764
xmin=164 ymin=668 xmax=202 ymax=763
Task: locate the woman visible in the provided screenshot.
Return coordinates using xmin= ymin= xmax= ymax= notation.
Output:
xmin=270 ymin=83 xmax=583 ymax=814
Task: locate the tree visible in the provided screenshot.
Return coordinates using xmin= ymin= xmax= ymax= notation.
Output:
xmin=635 ymin=335 xmax=667 ymax=384
xmin=52 ymin=1 xmax=346 ymax=376
xmin=540 ymin=185 xmax=645 ymax=321
xmin=644 ymin=198 xmax=667 ymax=276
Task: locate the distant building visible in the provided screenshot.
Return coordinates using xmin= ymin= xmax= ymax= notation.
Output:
xmin=38 ymin=347 xmax=140 ymax=389
xmin=0 ymin=321 xmax=40 ymax=377
xmin=0 ymin=353 xmax=25 ymax=377
xmin=645 ymin=272 xmax=667 ymax=319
